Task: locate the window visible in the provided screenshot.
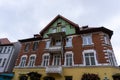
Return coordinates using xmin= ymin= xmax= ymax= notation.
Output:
xmin=3 ymin=47 xmax=7 ymax=53
xmin=53 ymin=55 xmax=61 ymax=66
xmin=28 ymin=55 xmax=36 ymax=67
xmin=0 ymin=58 xmax=2 ymax=66
xmin=19 ymin=56 xmax=27 ymax=67
xmin=52 ymin=28 xmax=56 ymax=33
xmin=61 ymin=27 xmax=66 ymax=32
xmin=104 ymin=35 xmax=110 ymax=45
xmin=65 ymin=53 xmax=73 ymax=66
xmin=0 ymin=47 xmax=3 ymax=53
xmin=65 ymin=76 xmax=72 ymax=80
xmin=2 ymin=58 xmax=7 ymax=67
xmin=108 ymin=52 xmax=115 ymax=66
xmin=42 ymin=54 xmax=50 ymax=67
xmin=7 ymin=47 xmax=11 ymax=53
xmin=82 ymin=35 xmax=93 ymax=45
xmin=46 ymin=40 xmax=50 ymax=49
xmin=84 ymin=53 xmax=96 ymax=66
xmin=66 ymin=37 xmax=72 ymax=47
xmin=33 ymin=42 xmax=39 ymax=51
xmin=24 ymin=43 xmax=30 ymax=52
xmin=55 ymin=39 xmax=61 ymax=46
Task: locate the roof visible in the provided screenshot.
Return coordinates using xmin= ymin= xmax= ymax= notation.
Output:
xmin=19 ymin=37 xmax=42 ymax=42
xmin=0 ymin=43 xmax=13 ymax=46
xmin=0 ymin=38 xmax=10 ymax=44
xmin=40 ymin=15 xmax=79 ymax=36
xmin=79 ymin=26 xmax=113 ymax=38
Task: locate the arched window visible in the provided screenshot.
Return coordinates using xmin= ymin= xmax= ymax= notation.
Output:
xmin=83 ymin=50 xmax=98 ymax=66
xmin=107 ymin=50 xmax=116 ymax=66
xmin=65 ymin=51 xmax=74 ymax=66
xmin=19 ymin=55 xmax=27 ymax=67
xmin=28 ymin=54 xmax=36 ymax=67
xmin=41 ymin=53 xmax=50 ymax=67
xmin=53 ymin=54 xmax=61 ymax=66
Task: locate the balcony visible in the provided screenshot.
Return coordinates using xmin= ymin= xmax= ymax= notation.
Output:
xmin=45 ymin=46 xmax=62 ymax=53
xmin=46 ymin=66 xmax=62 ymax=74
xmin=47 ymin=32 xmax=65 ymax=38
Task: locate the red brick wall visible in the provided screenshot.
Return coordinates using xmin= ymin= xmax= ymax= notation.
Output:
xmin=16 ymin=32 xmax=113 ymax=66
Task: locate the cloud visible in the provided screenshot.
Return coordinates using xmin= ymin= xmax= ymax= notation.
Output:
xmin=0 ymin=0 xmax=120 ymax=64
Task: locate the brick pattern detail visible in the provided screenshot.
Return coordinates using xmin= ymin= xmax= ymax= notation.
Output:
xmin=16 ymin=32 xmax=114 ymax=66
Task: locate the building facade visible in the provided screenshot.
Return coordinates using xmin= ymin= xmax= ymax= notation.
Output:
xmin=13 ymin=15 xmax=120 ymax=80
xmin=0 ymin=38 xmax=21 ymax=80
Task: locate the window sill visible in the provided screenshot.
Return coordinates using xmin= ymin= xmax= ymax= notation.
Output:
xmin=82 ymin=43 xmax=94 ymax=47
xmin=65 ymin=46 xmax=73 ymax=48
xmin=103 ymin=43 xmax=111 ymax=46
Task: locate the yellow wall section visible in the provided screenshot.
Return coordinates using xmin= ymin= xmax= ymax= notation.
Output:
xmin=13 ymin=67 xmax=120 ymax=80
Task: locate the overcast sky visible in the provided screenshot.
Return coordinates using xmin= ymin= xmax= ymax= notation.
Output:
xmin=0 ymin=0 xmax=120 ymax=65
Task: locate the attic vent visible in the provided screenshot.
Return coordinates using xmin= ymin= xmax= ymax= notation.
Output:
xmin=57 ymin=22 xmax=61 ymax=26
xmin=82 ymin=25 xmax=88 ymax=29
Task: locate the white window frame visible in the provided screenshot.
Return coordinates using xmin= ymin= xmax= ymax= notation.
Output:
xmin=28 ymin=54 xmax=36 ymax=67
xmin=3 ymin=46 xmax=7 ymax=53
xmin=46 ymin=40 xmax=50 ymax=49
xmin=0 ymin=46 xmax=3 ymax=53
xmin=2 ymin=58 xmax=7 ymax=67
xmin=66 ymin=37 xmax=73 ymax=47
xmin=82 ymin=49 xmax=98 ymax=66
xmin=7 ymin=46 xmax=12 ymax=54
xmin=33 ymin=41 xmax=39 ymax=51
xmin=82 ymin=34 xmax=93 ymax=46
xmin=19 ymin=55 xmax=27 ymax=67
xmin=55 ymin=39 xmax=61 ymax=46
xmin=52 ymin=54 xmax=61 ymax=66
xmin=24 ymin=42 xmax=30 ymax=52
xmin=0 ymin=58 xmax=2 ymax=66
xmin=41 ymin=53 xmax=50 ymax=67
xmin=107 ymin=50 xmax=116 ymax=66
xmin=64 ymin=51 xmax=74 ymax=66
xmin=104 ymin=35 xmax=110 ymax=45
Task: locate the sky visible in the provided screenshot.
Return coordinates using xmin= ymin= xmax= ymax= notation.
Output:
xmin=0 ymin=0 xmax=120 ymax=65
